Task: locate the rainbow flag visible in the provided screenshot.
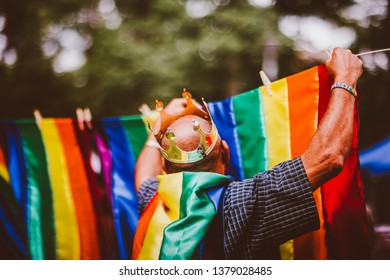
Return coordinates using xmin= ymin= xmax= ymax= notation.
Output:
xmin=208 ymin=65 xmax=369 ymax=259
xmin=102 ymin=116 xmax=149 ymax=259
xmin=0 ymin=65 xmax=369 ymax=259
xmin=0 ymin=130 xmax=28 ymax=259
xmin=0 ymin=116 xmax=149 ymax=259
xmin=132 ymin=172 xmax=231 ymax=260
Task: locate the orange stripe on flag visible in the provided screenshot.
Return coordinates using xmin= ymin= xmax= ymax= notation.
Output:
xmin=287 ymin=66 xmax=327 ymax=260
xmin=132 ymin=193 xmax=161 ymax=260
xmin=55 ymin=119 xmax=100 ymax=260
xmin=287 ymin=67 xmax=319 ymax=158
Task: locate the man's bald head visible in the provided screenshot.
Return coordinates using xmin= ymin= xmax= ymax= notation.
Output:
xmin=161 ymin=115 xmax=229 ymax=174
xmin=161 ymin=115 xmax=212 ymax=151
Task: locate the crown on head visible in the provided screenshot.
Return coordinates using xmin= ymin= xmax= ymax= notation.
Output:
xmin=149 ymin=89 xmax=219 ymax=164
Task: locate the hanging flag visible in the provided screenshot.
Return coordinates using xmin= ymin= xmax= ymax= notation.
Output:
xmin=102 ymin=115 xmax=149 ymax=259
xmin=209 ymin=65 xmax=369 ymax=259
xmin=9 ymin=120 xmax=56 ymax=260
xmin=54 ymin=119 xmax=100 ymax=260
xmin=0 ymin=65 xmax=369 ymax=260
xmin=0 ymin=130 xmax=28 ymax=259
xmin=317 ymin=66 xmax=370 ymax=259
xmin=75 ymin=123 xmax=119 ymax=260
xmin=208 ymin=66 xmax=324 ymax=259
xmin=39 ymin=119 xmax=80 ymax=260
xmin=0 ymin=116 xmax=149 ymax=259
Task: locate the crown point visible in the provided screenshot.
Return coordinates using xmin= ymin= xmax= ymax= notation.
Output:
xmin=182 ymin=89 xmax=192 ymax=99
xmin=155 ymin=100 xmax=164 ymax=112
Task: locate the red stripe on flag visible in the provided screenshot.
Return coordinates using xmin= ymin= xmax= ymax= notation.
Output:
xmin=318 ymin=65 xmax=370 ymax=259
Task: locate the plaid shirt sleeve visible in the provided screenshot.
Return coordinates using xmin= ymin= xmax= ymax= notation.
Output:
xmin=137 ymin=178 xmax=159 ymax=216
xmin=223 ymin=157 xmax=320 ymax=259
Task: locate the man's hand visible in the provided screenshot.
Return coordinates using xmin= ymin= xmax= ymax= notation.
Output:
xmin=150 ymin=98 xmax=187 ymax=134
xmin=325 ymin=48 xmax=363 ymax=87
xmin=301 ymin=48 xmax=363 ymax=190
xmin=164 ymin=98 xmax=188 ymax=114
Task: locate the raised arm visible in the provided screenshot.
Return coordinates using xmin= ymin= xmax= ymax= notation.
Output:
xmin=135 ymin=98 xmax=187 ymax=191
xmin=301 ymin=48 xmax=363 ymax=191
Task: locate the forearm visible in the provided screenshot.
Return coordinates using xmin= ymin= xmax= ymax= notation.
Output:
xmin=134 ymin=134 xmax=163 ymax=192
xmin=301 ymin=86 xmax=355 ymax=190
xmin=301 ymin=48 xmax=362 ymax=190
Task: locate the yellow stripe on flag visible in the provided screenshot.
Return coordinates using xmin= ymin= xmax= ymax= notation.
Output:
xmin=138 ymin=173 xmax=182 ymax=259
xmin=260 ymin=79 xmax=292 ymax=168
xmin=40 ymin=119 xmax=80 ymax=260
xmin=260 ymin=79 xmax=293 ymax=260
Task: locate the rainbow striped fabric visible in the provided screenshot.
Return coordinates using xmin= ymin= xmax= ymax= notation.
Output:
xmin=0 ymin=65 xmax=370 ymax=259
xmin=0 ymin=116 xmax=148 ymax=259
xmin=208 ymin=65 xmax=323 ymax=259
xmin=132 ymin=172 xmax=231 ymax=260
xmin=208 ymin=65 xmax=369 ymax=259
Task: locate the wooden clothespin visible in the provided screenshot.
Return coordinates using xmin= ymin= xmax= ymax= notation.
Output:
xmin=83 ymin=107 xmax=93 ymax=129
xmin=76 ymin=108 xmax=85 ymax=131
xmin=139 ymin=103 xmax=160 ymax=126
xmin=138 ymin=103 xmax=153 ymax=118
xmin=33 ymin=109 xmax=43 ymax=128
xmin=259 ymin=70 xmax=272 ymax=96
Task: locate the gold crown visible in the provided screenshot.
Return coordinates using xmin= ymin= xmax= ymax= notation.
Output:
xmin=149 ymin=89 xmax=219 ymax=164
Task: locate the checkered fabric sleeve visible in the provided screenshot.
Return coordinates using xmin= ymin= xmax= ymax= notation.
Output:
xmin=137 ymin=177 xmax=159 ymax=216
xmin=223 ymin=157 xmax=320 ymax=259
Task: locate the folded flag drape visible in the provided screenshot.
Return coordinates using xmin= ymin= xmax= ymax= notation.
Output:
xmin=0 ymin=65 xmax=369 ymax=259
xmin=132 ymin=172 xmax=231 ymax=260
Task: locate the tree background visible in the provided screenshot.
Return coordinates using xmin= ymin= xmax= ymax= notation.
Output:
xmin=0 ymin=0 xmax=389 ymax=150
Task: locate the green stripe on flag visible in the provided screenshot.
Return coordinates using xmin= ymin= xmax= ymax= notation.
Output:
xmin=17 ymin=121 xmax=56 ymax=260
xmin=232 ymin=88 xmax=268 ymax=177
xmin=121 ymin=116 xmax=149 ymax=159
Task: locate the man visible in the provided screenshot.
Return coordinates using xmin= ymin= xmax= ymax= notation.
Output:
xmin=134 ymin=48 xmax=363 ymax=259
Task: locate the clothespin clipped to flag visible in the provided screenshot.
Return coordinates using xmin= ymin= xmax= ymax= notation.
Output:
xmin=76 ymin=108 xmax=85 ymax=131
xmin=139 ymin=103 xmax=159 ymax=127
xmin=33 ymin=109 xmax=43 ymax=128
xmin=259 ymin=70 xmax=272 ymax=96
xmin=83 ymin=107 xmax=93 ymax=129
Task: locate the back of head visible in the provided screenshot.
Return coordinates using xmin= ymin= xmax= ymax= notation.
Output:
xmin=149 ymin=90 xmax=229 ymax=174
xmin=161 ymin=115 xmax=224 ymax=174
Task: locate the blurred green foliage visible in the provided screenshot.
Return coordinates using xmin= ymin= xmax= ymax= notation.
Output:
xmin=0 ymin=0 xmax=389 ymax=149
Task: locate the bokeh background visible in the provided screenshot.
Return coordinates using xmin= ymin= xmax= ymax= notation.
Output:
xmin=1 ymin=0 xmax=389 ymax=150
xmin=1 ymin=0 xmax=390 ymax=259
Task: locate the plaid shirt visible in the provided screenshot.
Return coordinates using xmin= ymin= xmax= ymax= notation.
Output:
xmin=137 ymin=157 xmax=320 ymax=259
